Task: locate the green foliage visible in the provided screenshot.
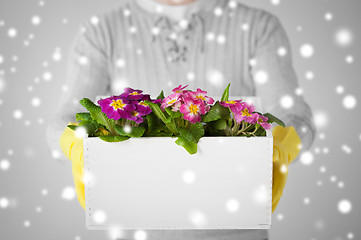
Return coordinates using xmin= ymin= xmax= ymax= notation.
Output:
xmin=177 ymin=122 xmax=205 ymax=144
xmin=79 ymin=98 xmax=117 ymax=135
xmin=115 ymin=125 xmax=145 ymax=138
xmin=144 ymin=100 xmax=177 ymax=134
xmin=144 ymin=113 xmax=173 ymax=137
xmin=175 ymin=137 xmax=197 ymax=155
xmin=165 ymin=107 xmax=182 ymax=119
xmin=99 ymin=135 xmax=130 ymax=142
xmin=207 ymin=119 xmax=227 ymax=130
xmin=263 ymin=113 xmax=285 ymax=127
xmin=202 ymin=101 xmax=230 ymax=123
xmin=75 ymin=113 xmax=92 ymax=121
xmin=221 ymin=83 xmax=231 ymax=102
xmin=157 ymin=91 xmax=165 ymax=100
xmin=67 ymin=124 xmax=77 ymax=131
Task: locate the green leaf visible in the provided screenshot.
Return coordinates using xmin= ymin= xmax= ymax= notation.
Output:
xmin=175 ymin=137 xmax=197 ymax=155
xmin=67 ymin=125 xmax=77 ymax=131
xmin=115 ymin=125 xmax=145 ymax=137
xmin=263 ymin=113 xmax=285 ymax=127
xmin=177 ymin=122 xmax=205 ymax=144
xmin=79 ymin=98 xmax=117 ymax=135
xmin=145 ymin=100 xmax=177 ymax=134
xmin=165 ymin=107 xmax=182 ymax=119
xmin=76 ymin=112 xmax=92 ymax=121
xmin=207 ymin=119 xmax=227 ymax=130
xmin=221 ymin=83 xmax=231 ymax=102
xmin=99 ymin=135 xmax=130 ymax=142
xmin=157 ymin=90 xmax=165 ymax=100
xmin=202 ymin=101 xmax=230 ymax=123
xmin=79 ymin=120 xmax=100 ymax=136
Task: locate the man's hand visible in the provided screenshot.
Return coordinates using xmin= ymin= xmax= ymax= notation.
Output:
xmin=59 ymin=122 xmax=85 ymax=210
xmin=272 ymin=126 xmax=301 ymax=212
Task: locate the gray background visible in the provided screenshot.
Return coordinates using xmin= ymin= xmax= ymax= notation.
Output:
xmin=0 ymin=0 xmax=360 ymax=239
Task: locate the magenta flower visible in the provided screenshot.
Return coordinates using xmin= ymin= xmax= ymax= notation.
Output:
xmin=136 ymin=101 xmax=152 ymax=116
xmin=180 ymin=98 xmax=206 ymax=124
xmin=120 ymin=87 xmax=144 ymax=100
xmin=220 ymin=100 xmax=243 ymax=113
xmin=98 ymin=96 xmax=135 ymax=121
xmin=234 ymin=102 xmax=256 ymax=124
xmin=192 ymin=88 xmax=215 ymax=104
xmin=161 ymin=92 xmax=181 ymax=110
xmin=172 ymin=85 xmax=188 ymax=93
xmin=253 ymin=113 xmax=272 ymax=130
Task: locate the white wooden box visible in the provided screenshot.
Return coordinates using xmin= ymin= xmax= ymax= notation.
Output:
xmin=83 ymin=133 xmax=273 ymax=230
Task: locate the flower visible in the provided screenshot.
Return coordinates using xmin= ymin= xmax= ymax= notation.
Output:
xmin=98 ymin=96 xmax=135 ymax=120
xmin=234 ymin=102 xmax=256 ymax=124
xmin=128 ymin=110 xmax=144 ymax=124
xmin=191 ymin=88 xmax=215 ymax=105
xmin=253 ymin=113 xmax=272 ymax=130
xmin=172 ymin=85 xmax=188 ymax=93
xmin=120 ymin=87 xmax=143 ymax=100
xmin=136 ymin=101 xmax=152 ymax=116
xmin=161 ymin=92 xmax=181 ymax=110
xmin=220 ymin=100 xmax=243 ymax=113
xmin=179 ymin=98 xmax=206 ymax=124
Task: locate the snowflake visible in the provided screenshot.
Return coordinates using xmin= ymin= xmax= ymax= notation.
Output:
xmin=61 ymin=186 xmax=76 ymax=200
xmin=13 ymin=109 xmax=23 ymax=120
xmin=313 ymin=111 xmax=329 ymax=129
xmin=271 ymin=0 xmax=281 ymax=5
xmin=305 ymin=71 xmax=315 ymax=80
xmin=280 ymin=95 xmax=294 ymax=109
xmin=214 ymin=7 xmax=223 ymax=16
xmin=345 ymin=55 xmax=354 ymax=64
xmin=226 ymin=198 xmax=240 ymax=213
xmin=343 ymin=95 xmax=357 ymax=109
xmin=189 ymin=209 xmax=207 ymax=227
xmin=7 ymin=28 xmax=18 ymax=38
xmin=335 ymin=85 xmax=344 ymax=94
xmin=31 ymin=15 xmax=41 ymax=25
xmin=254 ymin=70 xmax=269 ymax=85
xmin=338 ymin=199 xmax=352 ymax=214
xmin=217 ymin=35 xmax=226 ymax=44
xmin=31 ymin=97 xmax=41 ymax=107
xmin=300 ymin=151 xmax=314 ymax=165
xmin=182 ymin=170 xmax=196 ymax=184
xmin=93 ymin=210 xmax=107 ymax=224
xmin=335 ymin=28 xmax=353 ymax=47
xmin=300 ymin=44 xmax=314 ymax=58
xmin=206 ymin=69 xmax=224 ymax=87
xmin=325 ymin=12 xmax=333 ymax=21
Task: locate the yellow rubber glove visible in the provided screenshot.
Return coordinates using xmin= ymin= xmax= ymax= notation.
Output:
xmin=59 ymin=122 xmax=85 ymax=210
xmin=272 ymin=125 xmax=301 ymax=213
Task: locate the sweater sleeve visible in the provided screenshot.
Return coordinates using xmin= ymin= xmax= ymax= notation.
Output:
xmin=250 ymin=12 xmax=316 ymax=155
xmin=45 ymin=20 xmax=111 ymax=161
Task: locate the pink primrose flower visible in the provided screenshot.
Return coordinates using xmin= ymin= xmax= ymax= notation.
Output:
xmin=234 ymin=102 xmax=256 ymax=124
xmin=172 ymin=85 xmax=188 ymax=93
xmin=161 ymin=92 xmax=181 ymax=110
xmin=252 ymin=113 xmax=272 ymax=130
xmin=179 ymin=98 xmax=206 ymax=124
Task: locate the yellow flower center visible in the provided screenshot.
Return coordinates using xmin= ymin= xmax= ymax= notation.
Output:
xmin=225 ymin=100 xmax=237 ymax=105
xmin=168 ymin=99 xmax=177 ymax=105
xmin=196 ymin=95 xmax=206 ymax=101
xmin=189 ymin=104 xmax=199 ymax=114
xmin=131 ymin=111 xmax=139 ymax=117
xmin=139 ymin=102 xmax=147 ymax=106
xmin=130 ymin=91 xmax=140 ymax=95
xmin=110 ymin=99 xmax=126 ymax=110
xmin=241 ymin=108 xmax=252 ymax=117
xmin=258 ymin=118 xmax=264 ymax=123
